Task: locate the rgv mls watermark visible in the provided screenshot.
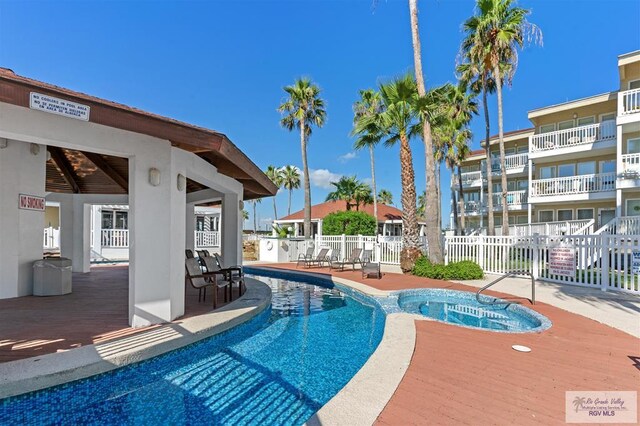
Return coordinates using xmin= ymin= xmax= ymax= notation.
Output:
xmin=566 ymin=391 xmax=637 ymax=423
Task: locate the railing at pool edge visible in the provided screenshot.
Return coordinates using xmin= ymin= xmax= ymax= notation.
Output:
xmin=476 ymin=270 xmax=535 ymax=306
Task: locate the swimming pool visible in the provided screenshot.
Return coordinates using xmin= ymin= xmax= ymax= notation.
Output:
xmin=397 ymin=289 xmax=551 ymax=333
xmin=0 ymin=270 xmax=385 ymax=425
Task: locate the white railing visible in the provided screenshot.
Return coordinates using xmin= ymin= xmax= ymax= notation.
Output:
xmin=458 ymin=170 xmax=483 ymax=187
xmin=101 ymin=229 xmax=129 ymax=248
xmin=621 ymin=153 xmax=640 ymax=175
xmin=461 ymin=201 xmax=484 ymax=213
xmin=195 ymin=231 xmax=220 ymax=248
xmin=475 ymin=219 xmax=594 ymax=237
xmin=483 ymin=153 xmax=529 ymax=173
xmin=491 ymin=190 xmax=527 ymax=209
xmin=619 ymin=88 xmax=640 ymax=116
xmin=43 ymin=227 xmax=60 ymax=249
xmin=530 ymin=121 xmax=616 ymax=153
xmin=446 ymin=234 xmax=640 ymax=295
xmin=531 ymin=172 xmax=616 ymax=197
xmin=618 ymin=216 xmax=640 ymax=235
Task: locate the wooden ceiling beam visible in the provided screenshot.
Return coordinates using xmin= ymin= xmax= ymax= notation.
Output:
xmin=82 ymin=151 xmax=129 ymax=192
xmin=47 ymin=147 xmax=81 ymax=194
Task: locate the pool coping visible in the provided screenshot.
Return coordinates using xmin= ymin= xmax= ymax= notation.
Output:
xmin=0 ymin=277 xmax=271 ymax=399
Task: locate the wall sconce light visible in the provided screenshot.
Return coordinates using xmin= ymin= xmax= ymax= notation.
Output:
xmin=0 ymin=138 xmax=7 ymax=149
xmin=572 ymin=113 xmax=578 ymax=120
xmin=148 ymin=167 xmax=161 ymax=186
xmin=177 ymin=173 xmax=186 ymax=191
xmin=30 ymin=143 xmax=40 ymax=156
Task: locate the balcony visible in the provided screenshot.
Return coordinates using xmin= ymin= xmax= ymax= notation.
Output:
xmin=619 ymin=88 xmax=640 ymax=117
xmin=618 ymin=153 xmax=640 ymax=188
xmin=461 ymin=201 xmax=484 ymax=214
xmin=491 ymin=190 xmax=528 ymax=210
xmin=456 ymin=170 xmax=484 ymax=188
xmin=529 ymin=121 xmax=616 ymax=159
xmin=530 ymin=172 xmax=616 ymax=202
xmin=482 ymin=152 xmax=529 ymax=175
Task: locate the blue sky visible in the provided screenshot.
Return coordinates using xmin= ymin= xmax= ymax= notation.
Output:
xmin=1 ymin=0 xmax=639 ymax=230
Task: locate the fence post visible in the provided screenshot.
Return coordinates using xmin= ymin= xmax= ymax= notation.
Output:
xmin=375 ymin=241 xmax=381 ymax=263
xmin=478 ymin=234 xmax=485 ymax=270
xmin=358 ymin=234 xmax=363 ymax=250
xmin=341 ymin=234 xmax=346 ymax=260
xmin=444 ymin=237 xmax=449 ymax=265
xmin=545 ymin=223 xmax=549 ymax=235
xmin=532 ymin=233 xmax=539 ymax=280
xmin=601 ymin=234 xmax=609 ymax=292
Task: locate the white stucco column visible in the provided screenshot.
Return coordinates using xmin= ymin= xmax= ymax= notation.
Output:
xmin=59 ymin=194 xmax=74 ymax=261
xmin=185 ymin=203 xmax=195 ymax=250
xmin=92 ymin=205 xmax=102 ymax=257
xmin=294 ymin=222 xmax=299 ymax=237
xmin=129 ymin=145 xmax=186 ymax=327
xmin=71 ymin=197 xmax=91 ymax=273
xmin=221 ymin=192 xmax=242 ymax=267
xmin=0 ymin=140 xmax=46 ymax=298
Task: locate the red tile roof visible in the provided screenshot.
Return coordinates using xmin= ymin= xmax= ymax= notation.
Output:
xmin=480 ymin=127 xmax=535 ymax=145
xmin=278 ymin=200 xmax=403 ymax=222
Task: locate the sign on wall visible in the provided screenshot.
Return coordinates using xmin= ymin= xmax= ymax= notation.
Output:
xmin=549 ymin=245 xmax=575 ymax=278
xmin=632 ymin=250 xmax=640 ymax=274
xmin=19 ymin=194 xmax=45 ymax=211
xmin=30 ymin=92 xmax=90 ymax=121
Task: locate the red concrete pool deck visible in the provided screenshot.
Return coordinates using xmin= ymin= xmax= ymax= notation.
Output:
xmin=262 ymin=263 xmax=640 ymax=425
xmin=0 ymin=265 xmax=242 ymax=363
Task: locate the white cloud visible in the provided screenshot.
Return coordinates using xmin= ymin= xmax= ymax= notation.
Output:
xmin=309 ymin=169 xmax=342 ymax=189
xmin=338 ymin=152 xmax=357 ymax=163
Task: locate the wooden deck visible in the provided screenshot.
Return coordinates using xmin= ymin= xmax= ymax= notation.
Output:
xmin=0 ymin=265 xmax=240 ymax=363
xmin=263 ymin=264 xmax=640 ymax=425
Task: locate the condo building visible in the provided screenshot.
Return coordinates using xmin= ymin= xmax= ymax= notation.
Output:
xmin=453 ymin=50 xmax=640 ymax=235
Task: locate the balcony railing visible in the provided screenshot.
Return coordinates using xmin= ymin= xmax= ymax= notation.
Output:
xmin=619 ymin=88 xmax=640 ymax=116
xmin=621 ymin=153 xmax=640 ymax=174
xmin=530 ymin=121 xmax=616 ymax=153
xmin=531 ymin=172 xmax=616 ymax=197
xmin=457 ymin=170 xmax=483 ymax=186
xmin=461 ymin=201 xmax=483 ymax=213
xmin=43 ymin=227 xmax=60 ymax=249
xmin=102 ymin=229 xmax=129 ymax=248
xmin=195 ymin=231 xmax=220 ymax=248
xmin=491 ymin=190 xmax=528 ymax=208
xmin=482 ymin=153 xmax=529 ymax=173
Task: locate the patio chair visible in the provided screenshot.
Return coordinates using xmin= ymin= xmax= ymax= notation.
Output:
xmin=185 ymin=258 xmax=231 ymax=308
xmin=213 ymin=253 xmax=245 ymax=297
xmin=362 ymin=249 xmax=373 ymax=263
xmin=300 ymin=248 xmax=330 ymax=268
xmin=361 ymin=254 xmax=381 ymax=279
xmin=296 ymin=247 xmax=315 ymax=268
xmin=185 ymin=249 xmax=195 ymax=259
xmin=330 ymin=248 xmax=364 ymax=271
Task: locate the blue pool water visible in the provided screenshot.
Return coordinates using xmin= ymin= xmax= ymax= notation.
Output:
xmin=397 ymin=289 xmax=551 ymax=333
xmin=0 ymin=271 xmax=385 ymax=425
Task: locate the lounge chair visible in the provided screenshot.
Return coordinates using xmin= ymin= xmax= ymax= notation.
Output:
xmin=296 ymin=247 xmax=315 ymax=268
xmin=185 ymin=258 xmax=231 ymax=308
xmin=361 ymin=251 xmax=381 ymax=279
xmin=300 ymin=248 xmax=330 ymax=268
xmin=330 ymin=248 xmax=364 ymax=271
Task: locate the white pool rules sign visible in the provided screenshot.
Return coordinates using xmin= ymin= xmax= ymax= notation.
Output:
xmin=30 ymin=92 xmax=90 ymax=121
xmin=549 ymin=245 xmax=575 ymax=278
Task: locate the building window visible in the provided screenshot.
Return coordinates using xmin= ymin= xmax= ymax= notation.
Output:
xmin=557 ymin=209 xmax=573 ymax=221
xmin=600 ymin=113 xmax=615 ymax=122
xmin=539 ymin=166 xmax=556 ymax=179
xmin=558 ymin=120 xmax=573 ymax=130
xmin=539 ymin=210 xmax=553 ymax=222
xmin=196 ymin=216 xmax=205 ymax=231
xmin=577 ymin=161 xmax=596 ymax=175
xmin=101 ymin=210 xmax=128 ymax=230
xmin=539 ymin=124 xmax=555 ymax=133
xmin=517 ymin=180 xmax=528 ymax=190
xmin=494 ymin=216 xmax=503 ymax=226
xmin=577 ymin=209 xmax=594 ymax=220
xmin=577 ymin=116 xmax=595 ymax=126
xmin=600 ymin=160 xmax=616 ymax=174
xmin=516 ymin=215 xmax=528 ymax=224
xmin=628 ymin=137 xmax=640 ymax=154
xmin=629 ymin=80 xmax=640 ymax=90
xmin=626 ymin=199 xmax=640 ymax=216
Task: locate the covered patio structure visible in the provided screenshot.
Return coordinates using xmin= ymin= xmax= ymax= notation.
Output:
xmin=0 ymin=68 xmax=276 ymax=328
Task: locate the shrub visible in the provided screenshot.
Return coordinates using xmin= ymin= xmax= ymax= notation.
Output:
xmin=322 ymin=210 xmax=377 ymax=236
xmin=412 ymin=257 xmax=483 ymax=280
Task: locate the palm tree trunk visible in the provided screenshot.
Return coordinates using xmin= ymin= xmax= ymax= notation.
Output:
xmin=300 ymin=121 xmax=312 ymax=238
xmin=483 ymin=80 xmax=494 ymax=236
xmin=273 ymin=198 xmax=278 ymax=222
xmin=369 ymin=145 xmax=378 ymax=225
xmin=450 ymin=169 xmax=459 ymax=235
xmin=409 ymin=0 xmax=443 ymax=265
xmin=457 ymin=165 xmax=466 ymax=233
xmin=494 ymin=64 xmax=509 ymax=236
xmin=288 ymin=188 xmax=292 ymax=216
xmin=435 ymin=162 xmax=441 ymax=231
xmin=399 ymin=132 xmax=420 ymax=272
xmin=253 ymin=201 xmax=257 ymax=234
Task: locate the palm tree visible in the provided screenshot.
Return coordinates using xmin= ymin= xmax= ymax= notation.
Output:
xmin=355 ymin=74 xmax=421 ymax=271
xmin=408 ymin=0 xmax=444 ymax=264
xmin=281 ymin=165 xmax=301 ymax=216
xmin=265 ymin=165 xmax=283 ymax=221
xmin=377 ymin=189 xmax=393 ymax=205
xmin=278 ymin=78 xmax=327 ymax=238
xmin=241 ymin=209 xmax=249 ymax=229
xmin=353 ymin=181 xmax=374 ymax=210
xmin=325 ymin=176 xmax=373 ymax=210
xmin=249 ymin=198 xmax=262 ymax=234
xmin=352 ymin=89 xmax=384 ymax=221
xmin=417 ymin=190 xmax=426 ymax=217
xmin=463 ymin=0 xmax=541 ymax=235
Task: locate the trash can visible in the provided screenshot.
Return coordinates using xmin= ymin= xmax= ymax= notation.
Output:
xmin=33 ymin=257 xmax=72 ymax=296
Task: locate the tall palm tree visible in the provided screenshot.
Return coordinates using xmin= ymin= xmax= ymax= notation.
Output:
xmin=417 ymin=190 xmax=426 ymax=217
xmin=249 ymin=198 xmax=262 ymax=234
xmin=265 ymin=165 xmax=283 ymax=221
xmin=325 ymin=176 xmax=373 ymax=211
xmin=377 ymin=189 xmax=393 ymax=205
xmin=278 ymin=78 xmax=327 ymax=238
xmin=353 ymin=181 xmax=374 ymax=210
xmin=352 ymin=89 xmax=384 ymax=221
xmin=408 ymin=0 xmax=444 ymax=264
xmin=281 ymin=165 xmax=301 ymax=216
xmin=463 ymin=0 xmax=541 ymax=235
xmin=355 ymin=74 xmax=421 ymax=271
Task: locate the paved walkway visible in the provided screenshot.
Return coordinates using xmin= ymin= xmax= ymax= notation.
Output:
xmin=260 ymin=263 xmax=640 ymax=425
